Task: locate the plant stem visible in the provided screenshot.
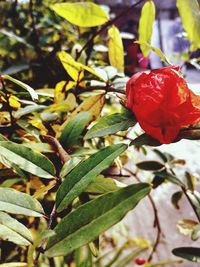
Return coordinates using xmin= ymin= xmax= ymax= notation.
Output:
xmin=123 ymin=168 xmax=162 ymax=262
xmin=75 ymin=0 xmax=146 ymax=61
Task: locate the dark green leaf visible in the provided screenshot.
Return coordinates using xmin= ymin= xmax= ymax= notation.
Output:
xmin=153 ymin=149 xmax=168 ymax=163
xmin=84 ymin=111 xmax=136 ymax=140
xmin=131 ymin=133 xmax=161 ymax=147
xmin=46 ymin=183 xmax=151 ymax=257
xmin=60 ymin=157 xmax=82 ymax=179
xmin=171 ymin=191 xmax=183 ymax=209
xmin=0 ymin=141 xmax=56 ymax=179
xmin=0 ymin=211 xmax=33 ymax=246
xmin=154 ymin=170 xmax=185 ymax=187
xmin=172 ymin=247 xmax=200 ymax=262
xmin=0 ymin=187 xmax=44 ymax=217
xmin=152 ymin=174 xmax=165 ymax=189
xmin=60 ymin=112 xmax=91 ymax=148
xmin=56 ymin=143 xmax=127 ymax=212
xmin=136 ymin=161 xmax=164 ymax=171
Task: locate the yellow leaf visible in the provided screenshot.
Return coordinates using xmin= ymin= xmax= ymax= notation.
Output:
xmin=51 ymin=2 xmax=109 ymax=27
xmin=33 ymin=180 xmax=56 ymax=199
xmin=59 ymin=94 xmax=105 ymax=135
xmin=138 ymin=0 xmax=156 ymax=57
xmin=108 ymin=25 xmax=124 ymax=73
xmin=8 ymin=95 xmax=21 ymax=109
xmin=177 ymin=0 xmax=200 ymax=50
xmin=54 ymin=80 xmax=75 ymax=103
xmin=47 ymin=93 xmax=76 ymax=113
xmin=58 ymin=51 xmax=106 ymax=82
xmin=29 ymin=119 xmax=48 ymax=135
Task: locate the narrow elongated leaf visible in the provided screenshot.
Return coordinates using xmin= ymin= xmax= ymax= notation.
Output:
xmin=0 ymin=263 xmax=28 ymax=267
xmin=3 ymin=75 xmax=38 ymax=100
xmin=56 ymin=144 xmax=128 ymax=212
xmin=131 ymin=133 xmax=161 ymax=147
xmin=58 ymin=51 xmax=105 ymax=82
xmin=60 ymin=157 xmax=82 ymax=179
xmin=136 ymin=161 xmax=164 ymax=171
xmin=46 ymin=183 xmax=151 ymax=257
xmin=84 ymin=111 xmax=136 ymax=139
xmin=108 ymin=25 xmax=124 ymax=73
xmin=0 ymin=188 xmax=44 ymax=217
xmin=138 ymin=0 xmax=155 ymax=57
xmin=59 ymin=94 xmax=105 ymax=136
xmin=176 ymin=0 xmax=200 ymax=50
xmin=60 ymin=112 xmax=90 ymax=148
xmin=51 ymin=2 xmax=108 ymax=27
xmin=172 ymin=247 xmax=200 ymax=262
xmin=0 ymin=141 xmax=55 ymax=179
xmin=0 ymin=211 xmax=33 ymax=246
xmin=113 ymin=248 xmax=147 ymax=267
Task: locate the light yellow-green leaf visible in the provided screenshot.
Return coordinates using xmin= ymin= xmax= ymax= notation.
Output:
xmin=0 ymin=263 xmax=28 ymax=267
xmin=108 ymin=25 xmax=124 ymax=73
xmin=58 ymin=51 xmax=105 ymax=82
xmin=176 ymin=0 xmax=200 ymax=50
xmin=3 ymin=75 xmax=38 ymax=100
xmin=135 ymin=41 xmax=171 ymax=64
xmin=138 ymin=0 xmax=155 ymax=57
xmin=51 ymin=2 xmax=109 ymax=27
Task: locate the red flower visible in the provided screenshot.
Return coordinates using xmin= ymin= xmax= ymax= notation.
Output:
xmin=126 ymin=66 xmax=200 ymax=144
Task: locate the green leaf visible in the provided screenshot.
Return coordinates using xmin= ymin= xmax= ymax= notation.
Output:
xmin=172 ymin=247 xmax=200 ymax=262
xmin=0 ymin=211 xmax=33 ymax=246
xmin=60 ymin=157 xmax=83 ymax=179
xmin=0 ymin=187 xmax=44 ymax=217
xmin=46 ymin=183 xmax=151 ymax=257
xmin=56 ymin=144 xmax=128 ymax=212
xmin=154 ymin=170 xmax=185 ymax=187
xmin=138 ymin=0 xmax=155 ymax=57
xmin=51 ymin=2 xmax=109 ymax=27
xmin=131 ymin=133 xmax=161 ymax=147
xmin=3 ymin=75 xmax=38 ymax=100
xmin=136 ymin=161 xmax=164 ymax=171
xmin=176 ymin=0 xmax=200 ymax=50
xmin=86 ymin=175 xmax=125 ymax=194
xmin=60 ymin=112 xmax=91 ymax=148
xmin=108 ymin=25 xmax=124 ymax=73
xmin=0 ymin=141 xmax=55 ymax=179
xmin=84 ymin=111 xmax=136 ymax=140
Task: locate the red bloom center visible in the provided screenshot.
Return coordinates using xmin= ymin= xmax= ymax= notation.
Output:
xmin=126 ymin=66 xmax=200 ymax=144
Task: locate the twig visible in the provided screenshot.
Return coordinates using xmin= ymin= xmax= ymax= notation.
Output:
xmin=75 ymin=0 xmax=146 ymax=60
xmin=123 ymin=168 xmax=162 ymax=262
xmin=43 ymin=135 xmax=71 ymax=164
xmin=75 ymin=85 xmax=126 ymax=95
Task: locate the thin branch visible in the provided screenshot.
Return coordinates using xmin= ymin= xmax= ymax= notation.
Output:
xmin=123 ymin=167 xmax=162 ymax=262
xmin=43 ymin=135 xmax=71 ymax=164
xmin=75 ymin=0 xmax=146 ymax=60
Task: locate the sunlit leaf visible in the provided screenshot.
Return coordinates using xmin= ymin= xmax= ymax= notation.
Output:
xmin=176 ymin=0 xmax=200 ymax=50
xmin=0 ymin=188 xmax=44 ymax=217
xmin=3 ymin=75 xmax=38 ymax=100
xmin=138 ymin=0 xmax=155 ymax=57
xmin=46 ymin=183 xmax=150 ymax=257
xmin=0 ymin=211 xmax=33 ymax=246
xmin=108 ymin=25 xmax=124 ymax=73
xmin=51 ymin=2 xmax=109 ymax=27
xmin=0 ymin=141 xmax=56 ymax=179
